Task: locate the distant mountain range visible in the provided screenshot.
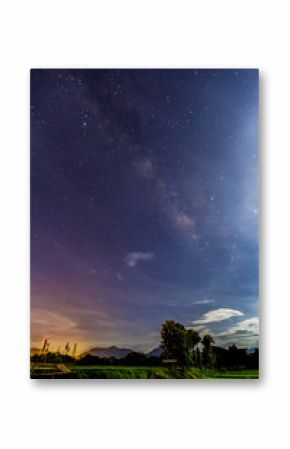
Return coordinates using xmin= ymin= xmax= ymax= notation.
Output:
xmin=147 ymin=347 xmax=163 ymax=357
xmin=81 ymin=346 xmax=132 ymax=359
xmin=80 ymin=345 xmax=163 ymax=359
xmin=30 ymin=344 xmax=164 ymax=359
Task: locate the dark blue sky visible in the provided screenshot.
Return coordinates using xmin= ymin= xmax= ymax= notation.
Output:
xmin=31 ymin=69 xmax=259 ymax=352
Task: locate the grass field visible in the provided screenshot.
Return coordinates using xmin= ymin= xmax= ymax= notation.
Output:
xmin=209 ymin=369 xmax=259 ymax=379
xmin=30 ymin=363 xmax=259 ymax=379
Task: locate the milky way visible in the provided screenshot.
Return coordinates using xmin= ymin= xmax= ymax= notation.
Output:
xmin=31 ymin=69 xmax=259 ymax=352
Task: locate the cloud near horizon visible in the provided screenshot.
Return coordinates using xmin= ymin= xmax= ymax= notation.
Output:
xmin=218 ymin=317 xmax=259 ymax=337
xmin=213 ymin=316 xmax=259 ymax=348
xmin=193 ymin=308 xmax=244 ymax=324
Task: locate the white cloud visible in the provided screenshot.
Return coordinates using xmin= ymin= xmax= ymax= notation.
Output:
xmin=213 ymin=317 xmax=259 ymax=348
xmin=124 ymin=251 xmax=154 ymax=267
xmin=193 ymin=308 xmax=244 ymax=324
xmin=220 ymin=317 xmax=259 ymax=336
xmin=193 ymin=299 xmax=215 ymax=305
xmin=187 ymin=325 xmax=206 ymax=332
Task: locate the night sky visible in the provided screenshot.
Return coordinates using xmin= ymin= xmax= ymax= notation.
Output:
xmin=31 ymin=69 xmax=259 ymax=353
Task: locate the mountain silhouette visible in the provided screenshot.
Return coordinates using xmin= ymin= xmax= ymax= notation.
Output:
xmin=81 ymin=345 xmax=132 ymax=359
xmin=146 ymin=347 xmax=163 ymax=357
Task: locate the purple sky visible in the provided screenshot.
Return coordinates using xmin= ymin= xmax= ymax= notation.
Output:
xmin=31 ymin=69 xmax=259 ymax=353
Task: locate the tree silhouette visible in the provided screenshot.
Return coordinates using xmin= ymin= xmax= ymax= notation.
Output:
xmin=160 ymin=321 xmax=203 ymax=368
xmin=161 ymin=320 xmax=192 ymax=367
xmin=187 ymin=329 xmax=201 ymax=367
xmin=187 ymin=329 xmax=201 ymax=348
xmin=201 ymin=334 xmax=215 ymax=367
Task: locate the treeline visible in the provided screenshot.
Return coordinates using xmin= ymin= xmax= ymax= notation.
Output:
xmin=30 ymin=351 xmax=161 ymax=366
xmin=31 ymin=320 xmax=259 ymax=371
xmin=213 ymin=345 xmax=258 ymax=370
xmin=78 ymin=352 xmax=161 ymax=367
xmin=31 ymin=346 xmax=258 ymax=370
xmin=31 ymin=353 xmax=75 ymax=364
xmin=160 ymin=320 xmax=258 ymax=370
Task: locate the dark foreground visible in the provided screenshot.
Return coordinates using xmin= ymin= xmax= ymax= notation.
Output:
xmin=30 ymin=363 xmax=259 ymax=379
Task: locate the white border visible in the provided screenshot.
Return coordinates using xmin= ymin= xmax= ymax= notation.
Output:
xmin=0 ymin=1 xmax=289 ymax=448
